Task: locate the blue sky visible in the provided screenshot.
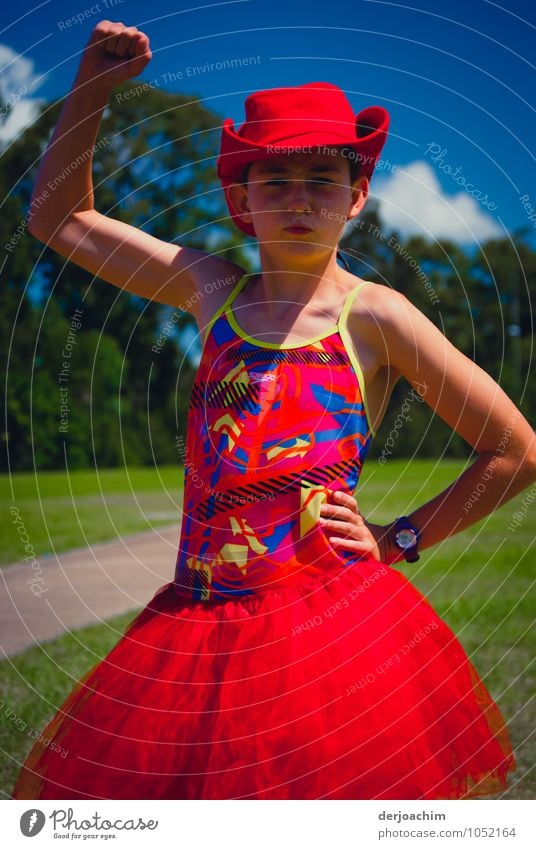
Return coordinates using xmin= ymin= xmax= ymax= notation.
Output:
xmin=1 ymin=0 xmax=535 ymax=247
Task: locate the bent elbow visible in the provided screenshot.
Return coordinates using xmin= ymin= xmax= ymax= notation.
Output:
xmin=508 ymin=449 xmax=536 ymax=488
xmin=27 ymin=215 xmax=51 ymax=243
xmin=523 ymin=433 xmax=536 ymax=480
xmin=527 ymin=454 xmax=536 ymax=483
xmin=28 ymin=214 xmax=67 ymax=250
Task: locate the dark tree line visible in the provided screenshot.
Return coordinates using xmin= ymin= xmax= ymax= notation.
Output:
xmin=1 ymin=85 xmax=534 ymax=471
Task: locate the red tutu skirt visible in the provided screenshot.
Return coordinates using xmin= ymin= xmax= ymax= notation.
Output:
xmin=12 ymin=556 xmax=515 ymax=800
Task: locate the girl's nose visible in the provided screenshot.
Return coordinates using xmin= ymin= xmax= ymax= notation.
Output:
xmin=285 ymin=181 xmax=313 ymax=212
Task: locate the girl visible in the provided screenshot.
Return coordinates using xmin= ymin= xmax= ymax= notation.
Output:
xmin=12 ymin=21 xmax=536 ymax=800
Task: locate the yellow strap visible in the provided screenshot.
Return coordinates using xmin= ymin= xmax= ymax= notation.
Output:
xmin=337 ymin=281 xmax=376 ymax=440
xmin=204 ymin=272 xmax=250 ymax=339
xmin=338 ymin=280 xmax=372 ymax=331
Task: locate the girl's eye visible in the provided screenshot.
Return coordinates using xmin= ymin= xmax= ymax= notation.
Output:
xmin=265 ymin=178 xmax=335 ymax=186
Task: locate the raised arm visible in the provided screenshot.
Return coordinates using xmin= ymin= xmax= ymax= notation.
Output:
xmin=28 ymin=20 xmax=243 ymax=314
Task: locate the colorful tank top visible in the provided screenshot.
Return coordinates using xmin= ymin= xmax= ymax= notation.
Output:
xmin=173 ymin=273 xmax=376 ymax=602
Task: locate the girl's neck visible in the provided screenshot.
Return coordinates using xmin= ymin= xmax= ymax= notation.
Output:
xmin=254 ymin=252 xmax=346 ymax=305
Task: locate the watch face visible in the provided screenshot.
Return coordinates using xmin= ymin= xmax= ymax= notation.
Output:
xmin=395 ymin=528 xmax=418 ymax=549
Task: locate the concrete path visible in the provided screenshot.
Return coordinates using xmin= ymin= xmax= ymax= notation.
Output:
xmin=0 ymin=525 xmax=179 ymax=658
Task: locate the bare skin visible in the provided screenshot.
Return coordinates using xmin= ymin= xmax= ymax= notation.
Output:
xmin=28 ymin=20 xmax=536 ymax=566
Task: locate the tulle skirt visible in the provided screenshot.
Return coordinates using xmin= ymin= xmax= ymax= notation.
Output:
xmin=12 ymin=556 xmax=515 ymax=800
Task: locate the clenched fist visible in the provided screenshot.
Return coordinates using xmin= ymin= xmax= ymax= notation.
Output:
xmin=77 ymin=20 xmax=152 ymax=88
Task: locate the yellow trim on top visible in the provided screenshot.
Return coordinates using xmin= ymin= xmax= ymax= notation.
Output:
xmin=338 ymin=281 xmax=377 ymax=441
xmin=226 ymin=309 xmax=339 ymax=350
xmin=226 ymin=274 xmax=340 ymax=350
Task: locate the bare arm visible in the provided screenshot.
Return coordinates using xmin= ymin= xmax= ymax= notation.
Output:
xmin=28 ymin=20 xmax=242 ymax=313
xmin=353 ymin=285 xmax=536 ymax=562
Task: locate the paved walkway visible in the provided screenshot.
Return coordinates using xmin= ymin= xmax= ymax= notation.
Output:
xmin=0 ymin=525 xmax=179 ymax=657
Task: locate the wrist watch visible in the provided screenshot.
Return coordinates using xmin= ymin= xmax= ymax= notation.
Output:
xmin=392 ymin=516 xmax=421 ymax=563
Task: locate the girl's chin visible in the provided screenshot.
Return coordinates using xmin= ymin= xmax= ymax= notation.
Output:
xmin=263 ymin=242 xmax=334 ymax=262
xmin=258 ymin=236 xmax=326 ymax=252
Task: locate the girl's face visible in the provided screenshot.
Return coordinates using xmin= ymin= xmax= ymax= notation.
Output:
xmin=229 ymin=151 xmax=368 ymax=264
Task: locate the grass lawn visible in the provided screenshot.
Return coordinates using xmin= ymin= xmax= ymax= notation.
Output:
xmin=1 ymin=459 xmax=534 ymax=798
xmin=2 ymin=465 xmax=184 ymax=567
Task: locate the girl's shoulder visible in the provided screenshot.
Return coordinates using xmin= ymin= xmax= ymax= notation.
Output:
xmin=344 ymin=278 xmax=407 ymax=335
xmin=345 ymin=279 xmax=435 ymax=370
xmin=346 ymin=278 xmax=406 ymax=313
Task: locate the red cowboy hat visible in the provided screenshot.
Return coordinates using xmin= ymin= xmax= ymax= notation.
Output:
xmin=216 ymin=81 xmax=390 ymax=236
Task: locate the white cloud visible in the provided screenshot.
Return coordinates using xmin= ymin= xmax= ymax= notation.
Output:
xmin=0 ymin=43 xmax=45 ymax=146
xmin=0 ymin=44 xmax=36 ymax=90
xmin=371 ymin=160 xmax=502 ymax=244
xmin=0 ymin=97 xmax=43 ymax=145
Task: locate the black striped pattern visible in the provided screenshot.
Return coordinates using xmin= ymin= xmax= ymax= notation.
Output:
xmin=225 ymin=348 xmax=348 ymax=365
xmin=197 ymin=457 xmax=360 ymax=520
xmin=190 ymin=380 xmax=260 ymax=413
xmin=174 ymin=565 xmax=210 ymax=594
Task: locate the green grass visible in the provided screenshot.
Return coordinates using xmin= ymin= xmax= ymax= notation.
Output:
xmin=1 ymin=460 xmax=534 ymax=798
xmin=2 ymin=466 xmax=184 ymax=567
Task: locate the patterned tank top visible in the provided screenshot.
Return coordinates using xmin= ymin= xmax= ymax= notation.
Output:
xmin=173 ymin=273 xmax=376 ymax=602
